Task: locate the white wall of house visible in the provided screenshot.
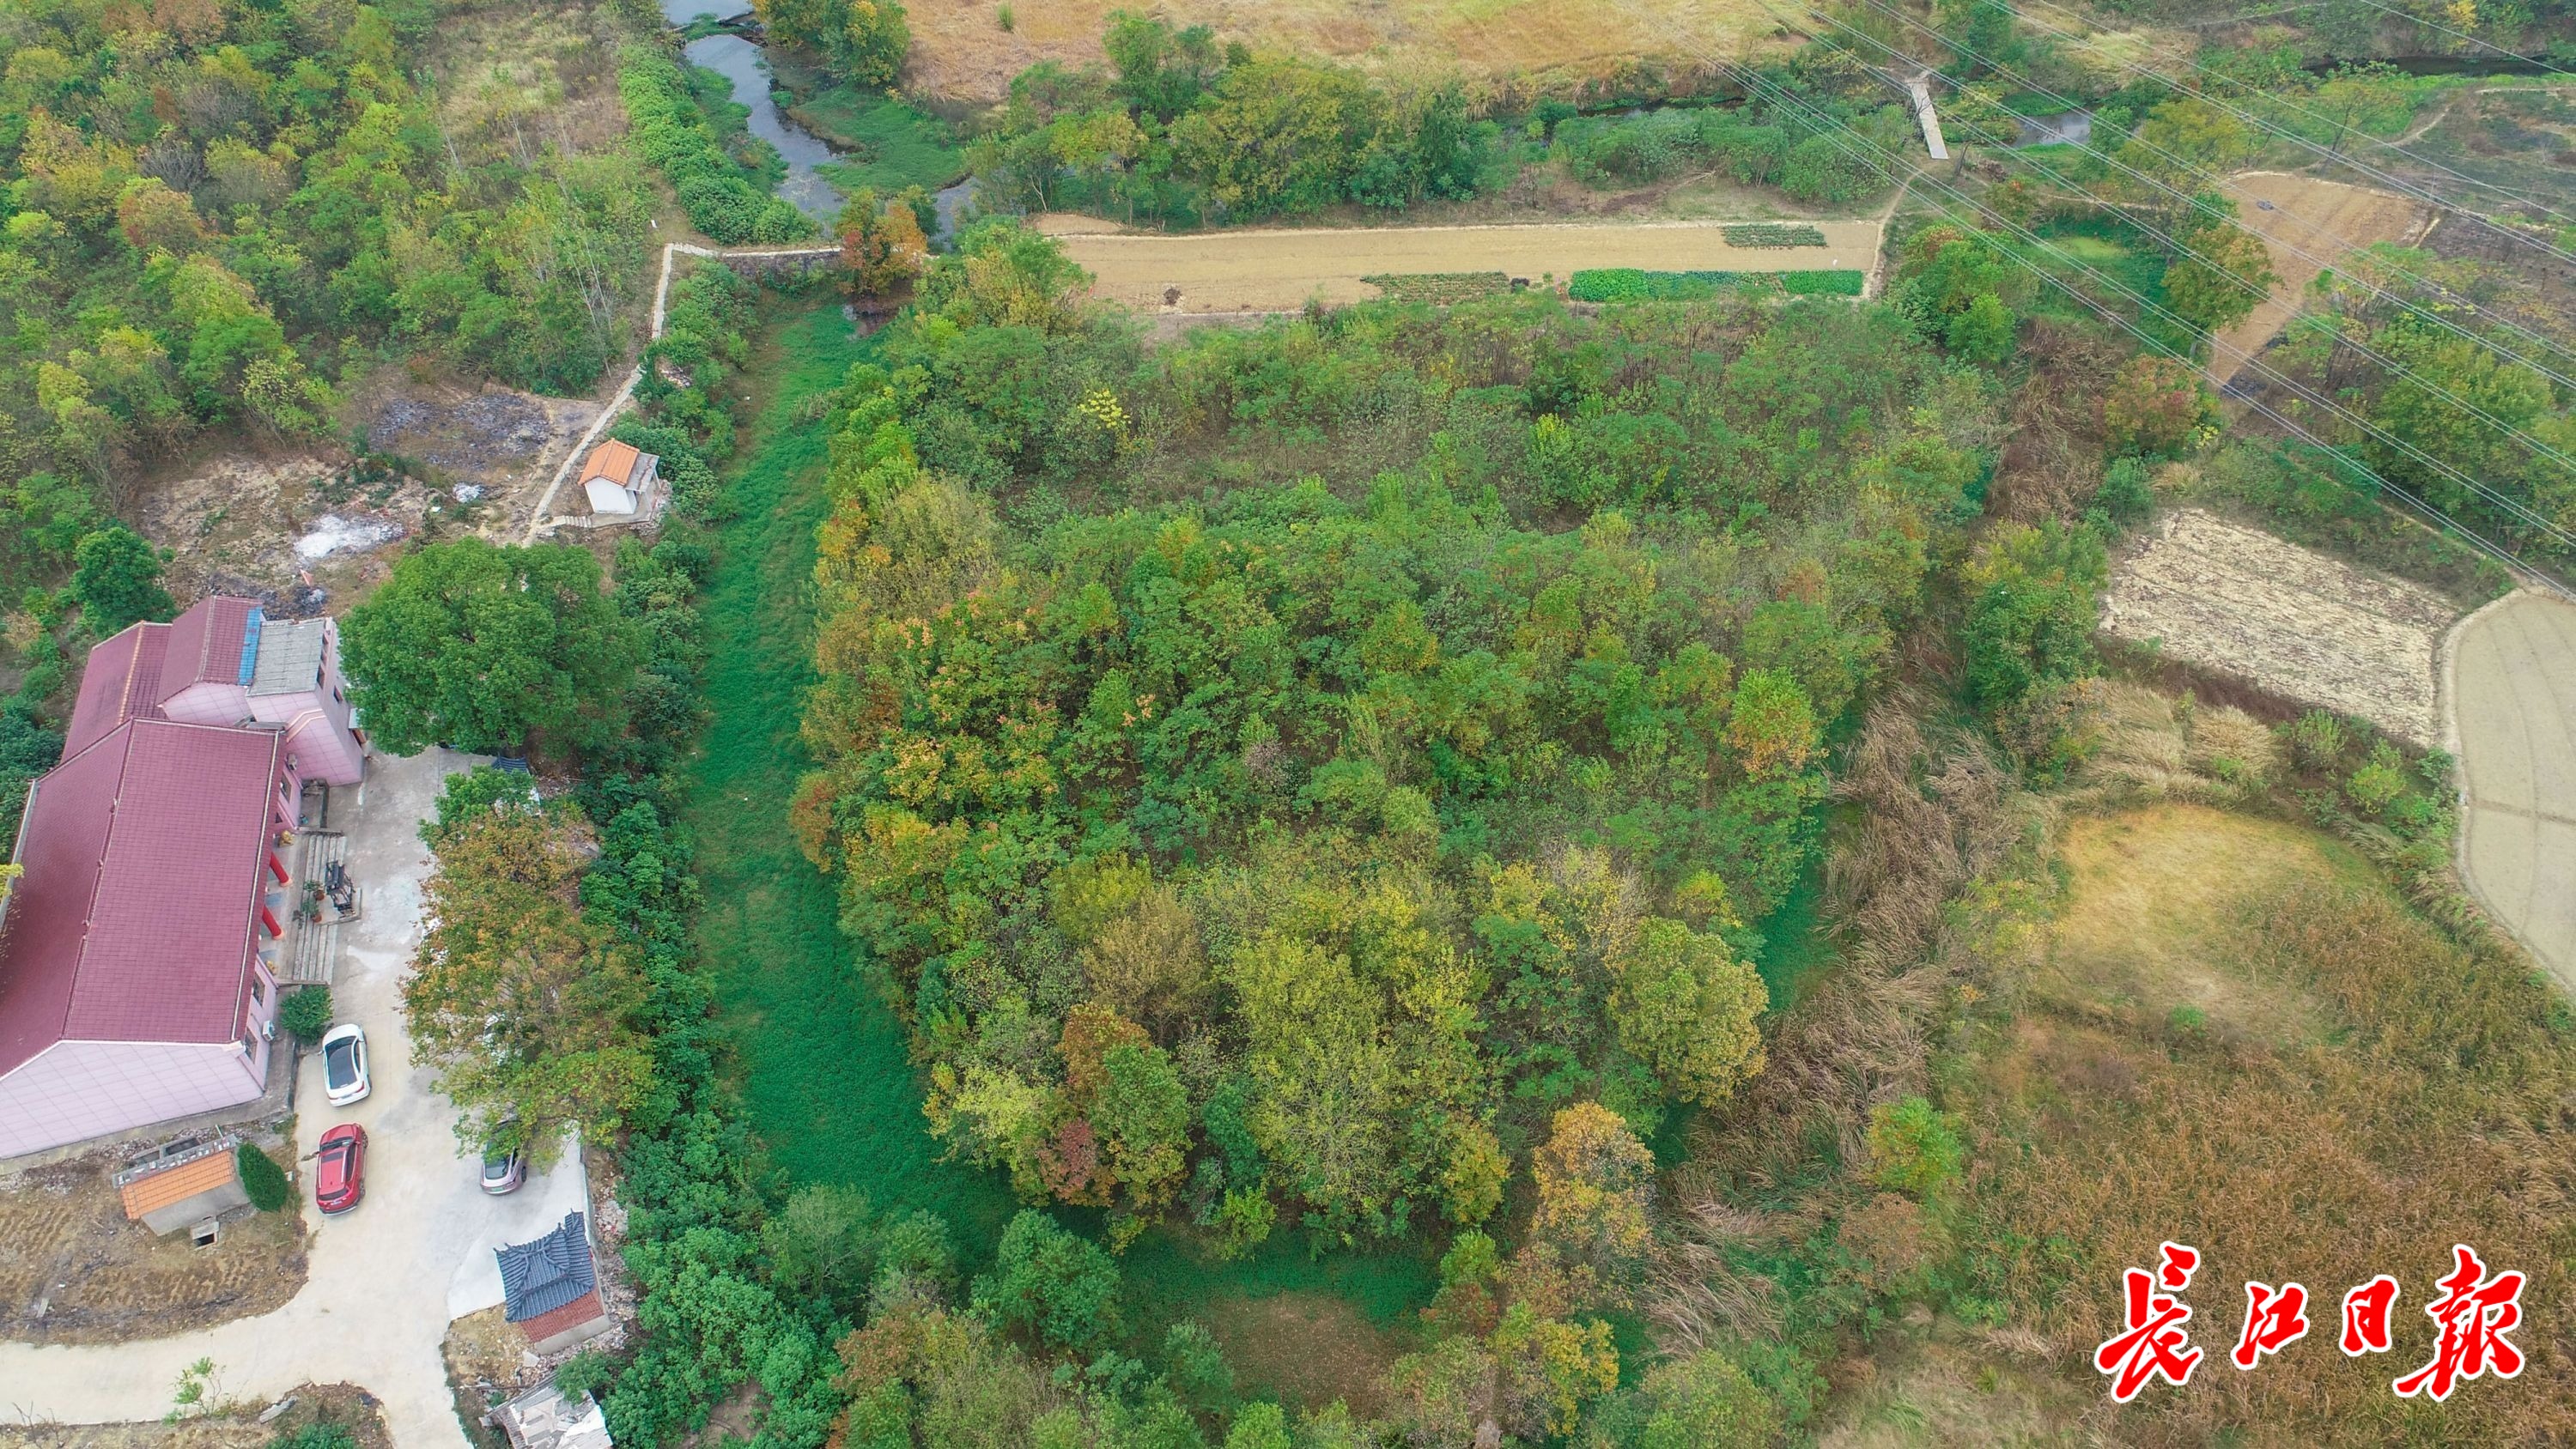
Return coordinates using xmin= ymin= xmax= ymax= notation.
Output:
xmin=584 ymin=476 xmax=638 ymax=514
xmin=0 ymin=1040 xmax=265 ymax=1158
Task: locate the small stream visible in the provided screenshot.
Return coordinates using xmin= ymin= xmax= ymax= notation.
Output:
xmin=680 ymin=32 xmax=847 ymax=221
xmin=657 ymin=0 xmax=975 ymax=238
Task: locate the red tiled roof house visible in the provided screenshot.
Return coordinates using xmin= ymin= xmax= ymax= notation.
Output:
xmin=70 ymin=596 xmax=368 ymax=786
xmin=0 ymin=598 xmax=339 ymax=1158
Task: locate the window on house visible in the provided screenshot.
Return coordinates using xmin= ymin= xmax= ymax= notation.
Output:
xmin=252 ymin=978 xmax=266 ymax=1005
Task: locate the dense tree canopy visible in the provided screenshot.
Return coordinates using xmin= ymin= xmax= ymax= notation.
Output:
xmin=796 ymin=225 xmax=2000 ymax=1265
xmin=406 ymin=785 xmax=655 ymax=1162
xmin=341 ymin=537 xmax=641 ymax=757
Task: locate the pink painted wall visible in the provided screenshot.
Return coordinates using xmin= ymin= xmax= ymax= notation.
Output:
xmin=0 ymin=1040 xmax=264 ymax=1158
xmin=156 ymin=623 xmax=367 ymax=785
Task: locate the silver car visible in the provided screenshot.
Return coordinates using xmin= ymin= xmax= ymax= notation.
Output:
xmin=479 ymin=1139 xmax=526 ymax=1195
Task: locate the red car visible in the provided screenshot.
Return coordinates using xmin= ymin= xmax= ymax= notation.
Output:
xmin=315 ymin=1123 xmax=367 ymax=1214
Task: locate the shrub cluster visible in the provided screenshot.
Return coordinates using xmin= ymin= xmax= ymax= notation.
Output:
xmin=1553 ymin=104 xmax=1899 ymax=202
xmin=620 ymin=48 xmax=814 ymax=245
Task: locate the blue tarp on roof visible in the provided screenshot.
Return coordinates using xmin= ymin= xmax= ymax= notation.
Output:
xmin=497 ymin=1211 xmax=596 ymax=1323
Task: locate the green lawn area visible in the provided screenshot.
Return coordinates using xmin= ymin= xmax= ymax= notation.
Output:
xmin=684 ymin=300 xmax=1016 ymax=1253
xmin=793 ymin=86 xmax=969 ymax=195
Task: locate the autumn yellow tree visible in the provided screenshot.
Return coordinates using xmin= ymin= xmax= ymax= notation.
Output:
xmin=405 ymin=797 xmax=654 ymax=1164
xmin=1531 ymin=1102 xmax=1657 ymax=1294
xmin=837 ymin=188 xmax=930 ymax=308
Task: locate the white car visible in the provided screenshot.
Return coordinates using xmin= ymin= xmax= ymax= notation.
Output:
xmin=320 ymin=1023 xmax=371 ymax=1106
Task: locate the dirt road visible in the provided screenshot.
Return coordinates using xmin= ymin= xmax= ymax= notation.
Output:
xmin=0 ymin=750 xmax=591 ymax=1448
xmin=2209 ymin=172 xmax=2428 ymax=390
xmin=1038 ymin=216 xmax=1885 ymax=313
xmin=2446 ymin=590 xmax=2576 ymax=993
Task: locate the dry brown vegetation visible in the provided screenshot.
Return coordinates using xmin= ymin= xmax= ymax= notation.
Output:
xmin=0 ymin=1143 xmax=305 ymax=1345
xmin=1656 ymin=694 xmax=2031 ymax=1349
xmin=1660 ymin=668 xmax=2576 ymax=1441
xmin=1957 ymin=802 xmax=2576 ymax=1443
xmin=898 ymin=0 xmax=1785 ymax=105
xmin=0 ymin=1385 xmax=387 ymax=1449
xmin=1201 ymin=1291 xmax=1407 ymax=1416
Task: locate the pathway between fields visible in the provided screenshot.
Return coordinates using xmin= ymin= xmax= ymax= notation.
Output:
xmin=0 ymin=750 xmax=590 ymax=1445
xmin=1035 ymin=215 xmax=1886 ymax=313
xmin=2447 ymin=590 xmax=2576 ymax=994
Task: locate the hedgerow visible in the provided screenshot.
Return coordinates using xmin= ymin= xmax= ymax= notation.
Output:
xmin=619 ymin=47 xmax=813 ymax=246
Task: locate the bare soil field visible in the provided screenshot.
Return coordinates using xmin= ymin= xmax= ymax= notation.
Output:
xmin=2208 ymin=171 xmax=2428 ymax=389
xmin=1201 ymin=1290 xmax=1404 ymax=1416
xmin=0 ymin=1141 xmax=305 ymax=1346
xmin=1037 ymin=215 xmax=1883 ymax=312
xmin=0 ymin=1384 xmax=389 ymax=1449
xmin=2101 ymin=508 xmax=2458 ymax=747
xmin=899 ymin=0 xmax=1781 ymax=105
xmin=123 ymin=379 xmax=587 ymax=616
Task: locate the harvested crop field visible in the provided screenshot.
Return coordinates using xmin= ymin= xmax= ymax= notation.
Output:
xmin=2208 ymin=171 xmax=2427 ymax=389
xmin=0 ymin=1142 xmax=306 ymax=1345
xmin=0 ymin=1384 xmax=390 ymax=1449
xmin=2100 ymin=508 xmax=2458 ymax=746
xmin=1039 ymin=216 xmax=1885 ymax=313
xmin=898 ymin=0 xmax=1781 ymax=104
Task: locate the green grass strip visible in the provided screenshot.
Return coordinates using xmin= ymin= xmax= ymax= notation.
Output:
xmin=1722 ymin=222 xmax=1828 ymax=247
xmin=1569 ymin=267 xmax=1863 ymax=302
xmin=684 ymin=304 xmax=1017 ymax=1251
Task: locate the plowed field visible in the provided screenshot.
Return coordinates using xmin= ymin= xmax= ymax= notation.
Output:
xmin=2101 ymin=508 xmax=2457 ymax=746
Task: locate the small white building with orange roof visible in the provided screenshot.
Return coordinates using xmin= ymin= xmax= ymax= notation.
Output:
xmin=576 ymin=440 xmax=663 ymax=519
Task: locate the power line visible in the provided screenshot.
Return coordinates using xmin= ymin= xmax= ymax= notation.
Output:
xmin=2008 ymin=0 xmax=2576 ymax=263
xmin=1665 ymin=44 xmax=2567 ymax=589
xmin=1793 ymin=0 xmax=2576 ymax=536
xmin=1813 ymin=0 xmax=2576 ymax=388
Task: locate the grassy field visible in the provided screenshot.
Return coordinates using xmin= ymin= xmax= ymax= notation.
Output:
xmin=896 ymin=0 xmax=1786 ymax=102
xmin=1916 ymin=801 xmax=2576 ymax=1440
xmin=685 ymin=302 xmax=1018 ymax=1249
xmin=795 ymin=88 xmax=969 ymax=195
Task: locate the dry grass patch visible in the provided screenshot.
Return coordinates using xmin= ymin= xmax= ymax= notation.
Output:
xmin=898 ymin=0 xmax=1789 ymax=104
xmin=1955 ymin=805 xmax=2576 ymax=1443
xmin=1201 ymin=1290 xmax=1408 ymax=1416
xmin=2045 ymin=805 xmax=2351 ymax=1045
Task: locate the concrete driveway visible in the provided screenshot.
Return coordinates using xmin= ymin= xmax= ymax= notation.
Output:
xmin=0 ymin=749 xmax=588 ymax=1445
xmin=2448 ymin=591 xmax=2576 ymax=994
